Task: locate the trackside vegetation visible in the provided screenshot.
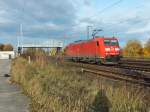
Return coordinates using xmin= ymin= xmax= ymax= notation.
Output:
xmin=11 ymin=55 xmax=149 ymax=112
xmin=123 ymin=38 xmax=150 ymax=57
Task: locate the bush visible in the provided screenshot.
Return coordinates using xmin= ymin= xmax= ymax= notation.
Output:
xmin=11 ymin=57 xmax=149 ymax=112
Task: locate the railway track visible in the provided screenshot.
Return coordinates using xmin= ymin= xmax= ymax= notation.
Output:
xmin=115 ymin=64 xmax=150 ymax=72
xmin=121 ymin=58 xmax=150 ymax=62
xmin=120 ymin=58 xmax=150 ymax=65
xmin=119 ymin=58 xmax=150 ymax=72
xmin=50 ymin=56 xmax=150 ymax=87
xmin=120 ymin=61 xmax=150 ymax=66
xmin=82 ymin=68 xmax=150 ymax=87
xmin=63 ymin=61 xmax=150 ymax=87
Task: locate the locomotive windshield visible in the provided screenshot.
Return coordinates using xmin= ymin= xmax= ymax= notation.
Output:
xmin=111 ymin=40 xmax=118 ymax=46
xmin=104 ymin=40 xmax=111 ymax=46
xmin=104 ymin=39 xmax=118 ymax=46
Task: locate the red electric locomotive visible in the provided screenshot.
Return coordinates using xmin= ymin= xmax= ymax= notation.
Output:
xmin=65 ymin=36 xmax=121 ymax=64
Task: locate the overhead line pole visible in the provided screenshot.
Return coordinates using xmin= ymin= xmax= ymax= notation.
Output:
xmin=87 ymin=26 xmax=92 ymax=40
xmin=19 ymin=0 xmax=25 ymax=54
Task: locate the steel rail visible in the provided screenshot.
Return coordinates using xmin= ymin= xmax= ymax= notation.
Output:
xmin=82 ymin=68 xmax=150 ymax=87
xmin=116 ymin=64 xmax=150 ymax=72
xmin=63 ymin=61 xmax=150 ymax=87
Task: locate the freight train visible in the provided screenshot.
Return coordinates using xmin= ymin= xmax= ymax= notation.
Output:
xmin=65 ymin=36 xmax=122 ymax=64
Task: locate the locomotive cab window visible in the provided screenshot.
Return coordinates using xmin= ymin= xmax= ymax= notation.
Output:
xmin=111 ymin=40 xmax=118 ymax=46
xmin=104 ymin=39 xmax=111 ymax=46
xmin=96 ymin=41 xmax=99 ymax=46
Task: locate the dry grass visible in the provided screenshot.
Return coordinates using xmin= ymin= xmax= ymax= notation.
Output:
xmin=11 ymin=57 xmax=149 ymax=112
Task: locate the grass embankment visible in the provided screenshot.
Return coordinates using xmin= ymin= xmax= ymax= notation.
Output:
xmin=11 ymin=57 xmax=149 ymax=112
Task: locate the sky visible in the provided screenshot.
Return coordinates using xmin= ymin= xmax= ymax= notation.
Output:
xmin=0 ymin=0 xmax=150 ymax=47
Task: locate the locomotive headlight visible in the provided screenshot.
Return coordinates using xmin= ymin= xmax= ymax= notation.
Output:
xmin=105 ymin=48 xmax=110 ymax=52
xmin=115 ymin=48 xmax=120 ymax=51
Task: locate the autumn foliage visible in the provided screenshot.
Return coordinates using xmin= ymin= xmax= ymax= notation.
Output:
xmin=123 ymin=39 xmax=150 ymax=57
xmin=143 ymin=38 xmax=150 ymax=57
xmin=0 ymin=44 xmax=13 ymax=51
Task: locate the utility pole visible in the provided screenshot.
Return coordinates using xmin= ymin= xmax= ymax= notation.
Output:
xmin=17 ymin=24 xmax=23 ymax=55
xmin=20 ymin=0 xmax=25 ymax=54
xmin=20 ymin=24 xmax=23 ymax=45
xmin=20 ymin=23 xmax=24 ymax=54
xmin=87 ymin=26 xmax=92 ymax=40
xmin=17 ymin=35 xmax=20 ymax=48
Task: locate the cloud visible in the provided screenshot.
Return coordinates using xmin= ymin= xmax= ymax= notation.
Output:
xmin=74 ymin=0 xmax=150 ymax=46
xmin=31 ymin=22 xmax=64 ymax=31
xmin=0 ymin=0 xmax=77 ymax=42
xmin=0 ymin=0 xmax=150 ymax=47
xmin=127 ymin=23 xmax=150 ymax=34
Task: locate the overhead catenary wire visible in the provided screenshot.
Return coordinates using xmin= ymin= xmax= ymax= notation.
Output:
xmin=85 ymin=0 xmax=124 ymax=37
xmin=51 ymin=0 xmax=125 ymax=41
xmin=102 ymin=16 xmax=150 ymax=36
xmin=98 ymin=4 xmax=150 ymax=36
xmin=98 ymin=0 xmax=124 ymax=14
xmin=86 ymin=0 xmax=150 ymax=37
xmin=86 ymin=0 xmax=124 ymax=22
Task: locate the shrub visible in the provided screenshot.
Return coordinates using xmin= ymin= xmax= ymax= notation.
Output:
xmin=11 ymin=57 xmax=149 ymax=112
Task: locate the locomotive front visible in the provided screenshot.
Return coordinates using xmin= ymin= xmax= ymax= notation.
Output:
xmin=103 ymin=38 xmax=121 ymax=63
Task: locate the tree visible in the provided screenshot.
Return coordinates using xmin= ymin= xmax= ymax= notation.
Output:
xmin=0 ymin=44 xmax=4 ymax=51
xmin=2 ymin=44 xmax=13 ymax=51
xmin=143 ymin=38 xmax=150 ymax=57
xmin=123 ymin=40 xmax=143 ymax=57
